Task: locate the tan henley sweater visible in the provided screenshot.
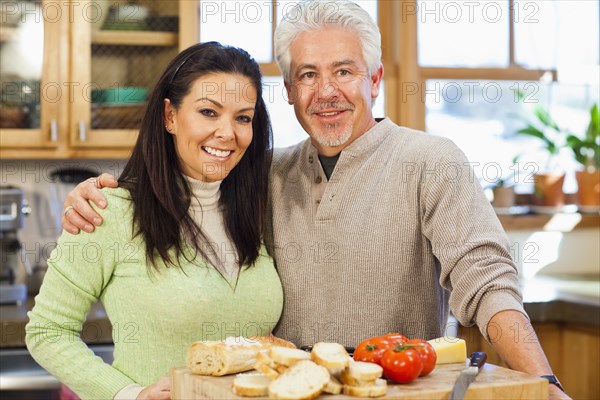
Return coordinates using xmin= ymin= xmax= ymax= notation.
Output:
xmin=266 ymin=118 xmax=525 ymax=347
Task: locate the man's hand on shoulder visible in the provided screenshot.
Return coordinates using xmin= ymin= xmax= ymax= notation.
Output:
xmin=62 ymin=173 xmax=118 ymax=234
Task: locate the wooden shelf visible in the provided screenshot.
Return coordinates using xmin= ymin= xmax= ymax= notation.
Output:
xmin=0 ymin=27 xmax=18 ymax=42
xmin=92 ymin=31 xmax=178 ymax=46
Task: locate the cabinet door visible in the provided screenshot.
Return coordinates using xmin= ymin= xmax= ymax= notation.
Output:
xmin=0 ymin=0 xmax=67 ymax=150
xmin=70 ymin=0 xmax=179 ymax=149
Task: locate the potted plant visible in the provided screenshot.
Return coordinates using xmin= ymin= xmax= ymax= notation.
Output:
xmin=489 ymin=156 xmax=521 ymax=209
xmin=566 ymin=103 xmax=600 ymax=211
xmin=514 ymin=93 xmax=568 ymax=208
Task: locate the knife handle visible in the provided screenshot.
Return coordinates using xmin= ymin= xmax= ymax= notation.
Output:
xmin=470 ymin=352 xmax=487 ymax=369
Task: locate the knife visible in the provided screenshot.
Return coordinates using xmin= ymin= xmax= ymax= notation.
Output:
xmin=449 ymin=351 xmax=487 ymax=400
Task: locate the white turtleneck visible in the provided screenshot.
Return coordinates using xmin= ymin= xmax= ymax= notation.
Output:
xmin=185 ymin=175 xmax=239 ymax=278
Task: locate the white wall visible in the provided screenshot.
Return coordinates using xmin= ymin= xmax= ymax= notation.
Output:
xmin=506 ymin=228 xmax=600 ymax=279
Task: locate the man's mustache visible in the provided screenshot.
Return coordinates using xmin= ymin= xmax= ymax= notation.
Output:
xmin=308 ymin=102 xmax=355 ymax=114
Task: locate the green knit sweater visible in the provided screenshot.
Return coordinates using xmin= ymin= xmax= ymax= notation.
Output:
xmin=26 ymin=188 xmax=283 ymax=400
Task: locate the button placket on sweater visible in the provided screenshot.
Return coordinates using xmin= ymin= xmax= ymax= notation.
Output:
xmin=313 ymin=152 xmax=346 ymax=223
xmin=310 ymin=151 xmax=327 ymax=211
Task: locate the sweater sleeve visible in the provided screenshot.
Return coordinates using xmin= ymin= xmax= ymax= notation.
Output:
xmin=25 ymin=190 xmax=136 ymax=399
xmin=419 ymin=140 xmax=527 ymax=341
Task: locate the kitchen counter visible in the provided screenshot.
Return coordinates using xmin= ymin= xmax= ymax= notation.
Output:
xmin=521 ymin=275 xmax=600 ymax=329
xmin=1 ymin=298 xmax=113 ymax=348
xmin=1 ymin=276 xmax=598 ymax=348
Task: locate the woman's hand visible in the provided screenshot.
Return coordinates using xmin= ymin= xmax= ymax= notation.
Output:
xmin=62 ymin=173 xmax=118 ymax=234
xmin=136 ymin=377 xmax=170 ymax=400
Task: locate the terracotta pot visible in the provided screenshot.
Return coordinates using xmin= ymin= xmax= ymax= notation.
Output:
xmin=576 ymin=170 xmax=600 ymax=207
xmin=492 ymin=186 xmax=516 ymax=208
xmin=533 ymin=172 xmax=565 ymax=207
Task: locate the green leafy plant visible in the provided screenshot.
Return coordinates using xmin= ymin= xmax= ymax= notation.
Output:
xmin=513 ymin=91 xmax=566 ymax=165
xmin=566 ymin=103 xmax=600 ymax=171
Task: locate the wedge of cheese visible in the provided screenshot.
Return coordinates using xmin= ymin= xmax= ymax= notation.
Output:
xmin=427 ymin=336 xmax=467 ymax=364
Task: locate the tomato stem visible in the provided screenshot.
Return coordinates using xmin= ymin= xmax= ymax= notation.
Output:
xmin=394 ymin=343 xmax=425 ymax=352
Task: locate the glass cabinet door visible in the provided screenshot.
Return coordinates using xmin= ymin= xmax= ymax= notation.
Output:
xmin=70 ymin=0 xmax=180 ymax=148
xmin=0 ymin=0 xmax=65 ymax=149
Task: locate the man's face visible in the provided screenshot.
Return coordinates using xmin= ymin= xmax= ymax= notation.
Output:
xmin=285 ymin=26 xmax=383 ymax=156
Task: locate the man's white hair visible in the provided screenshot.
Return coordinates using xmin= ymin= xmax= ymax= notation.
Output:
xmin=274 ymin=0 xmax=382 ymax=83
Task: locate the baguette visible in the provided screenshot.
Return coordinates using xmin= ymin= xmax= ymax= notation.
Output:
xmin=187 ymin=336 xmax=295 ymax=376
xmin=232 ymin=374 xmax=272 ymax=397
xmin=268 ymin=360 xmax=330 ymax=400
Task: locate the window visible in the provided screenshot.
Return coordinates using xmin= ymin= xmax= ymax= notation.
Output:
xmin=398 ymin=0 xmax=599 ymax=192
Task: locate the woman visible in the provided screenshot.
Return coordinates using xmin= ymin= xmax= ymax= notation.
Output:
xmin=26 ymin=42 xmax=283 ymax=400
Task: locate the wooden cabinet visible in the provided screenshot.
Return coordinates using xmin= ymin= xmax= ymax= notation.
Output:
xmin=1 ymin=0 xmax=197 ymax=159
xmin=458 ymin=323 xmax=600 ymax=399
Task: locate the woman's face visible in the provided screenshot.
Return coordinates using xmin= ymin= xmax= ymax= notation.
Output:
xmin=164 ymin=72 xmax=257 ymax=182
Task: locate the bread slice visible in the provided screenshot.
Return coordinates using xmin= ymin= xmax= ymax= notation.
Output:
xmin=274 ymin=364 xmax=289 ymax=374
xmin=253 ymin=361 xmax=280 ymax=379
xmin=323 ymin=375 xmax=343 ymax=395
xmin=232 ymin=374 xmax=271 ymax=397
xmin=343 ymin=379 xmax=387 ymax=397
xmin=311 ymin=342 xmax=349 ymax=371
xmin=346 ymin=361 xmax=383 ymax=381
xmin=269 ymin=346 xmax=311 ymax=367
xmin=256 ymin=351 xmax=277 ymax=369
xmin=340 ymin=368 xmax=377 ymax=387
xmin=187 ymin=336 xmax=295 ymax=376
xmin=268 ymin=360 xmax=330 ymax=400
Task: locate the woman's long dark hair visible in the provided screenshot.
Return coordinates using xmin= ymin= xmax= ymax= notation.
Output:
xmin=119 ymin=42 xmax=273 ymax=272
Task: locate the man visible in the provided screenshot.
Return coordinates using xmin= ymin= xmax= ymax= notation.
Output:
xmin=63 ymin=1 xmax=567 ymax=397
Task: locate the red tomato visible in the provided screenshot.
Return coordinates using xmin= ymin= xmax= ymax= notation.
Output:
xmin=381 ymin=333 xmax=408 ymax=347
xmin=380 ymin=346 xmax=423 ymax=384
xmin=354 ymin=336 xmax=391 ymax=365
xmin=406 ymin=338 xmax=437 ymax=376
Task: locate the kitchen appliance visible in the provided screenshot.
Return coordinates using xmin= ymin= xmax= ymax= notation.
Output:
xmin=0 ymin=186 xmax=30 ymax=305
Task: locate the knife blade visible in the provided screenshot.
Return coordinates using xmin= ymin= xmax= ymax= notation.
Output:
xmin=449 ymin=351 xmax=487 ymax=400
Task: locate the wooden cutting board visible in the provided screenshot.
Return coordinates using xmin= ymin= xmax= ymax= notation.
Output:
xmin=170 ymin=363 xmax=548 ymax=399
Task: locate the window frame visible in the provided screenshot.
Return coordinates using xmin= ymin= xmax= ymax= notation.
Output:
xmin=182 ymin=0 xmax=566 ymax=132
xmin=391 ymin=0 xmax=559 ymax=131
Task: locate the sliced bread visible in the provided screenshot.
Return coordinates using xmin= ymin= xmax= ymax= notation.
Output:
xmin=232 ymin=374 xmax=271 ymax=397
xmin=340 ymin=368 xmax=377 ymax=387
xmin=346 ymin=361 xmax=383 ymax=381
xmin=311 ymin=342 xmax=350 ymax=371
xmin=268 ymin=360 xmax=330 ymax=400
xmin=323 ymin=375 xmax=343 ymax=395
xmin=343 ymin=379 xmax=387 ymax=397
xmin=269 ymin=346 xmax=311 ymax=367
xmin=253 ymin=361 xmax=280 ymax=379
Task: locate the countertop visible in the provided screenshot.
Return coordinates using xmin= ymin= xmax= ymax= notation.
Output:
xmin=1 ymin=276 xmax=598 ymax=348
xmin=520 ymin=275 xmax=600 ymax=328
xmin=1 ymin=298 xmax=113 ymax=348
